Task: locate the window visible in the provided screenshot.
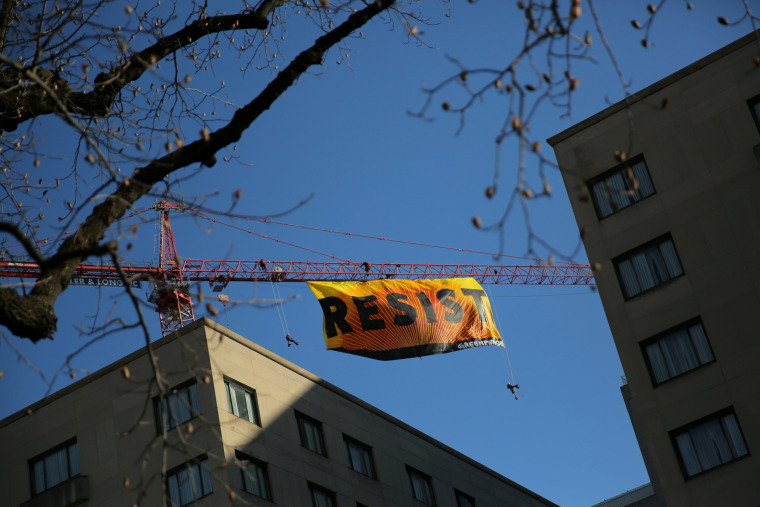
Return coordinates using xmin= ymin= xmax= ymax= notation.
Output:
xmin=407 ymin=466 xmax=435 ymax=505
xmin=672 ymin=410 xmax=748 ymax=477
xmin=296 ymin=412 xmax=327 ymax=456
xmin=309 ymin=483 xmax=336 ymax=507
xmin=225 ymin=379 xmax=260 ymax=425
xmin=235 ymin=451 xmax=271 ymax=500
xmin=643 ymin=320 xmax=714 ymax=385
xmin=748 ymin=94 xmax=760 ymax=132
xmin=155 ymin=381 xmax=201 ymax=432
xmin=166 ymin=457 xmax=213 ymax=507
xmin=344 ymin=435 xmax=376 ymax=478
xmin=614 ymin=235 xmax=683 ymax=298
xmin=455 ymin=490 xmax=476 ymax=507
xmin=31 ymin=440 xmax=80 ymax=495
xmin=589 ymin=156 xmax=655 ymax=218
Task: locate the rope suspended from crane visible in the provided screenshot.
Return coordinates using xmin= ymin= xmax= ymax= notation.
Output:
xmin=484 ymin=283 xmax=519 ymax=399
xmin=270 ymin=279 xmax=293 ymax=344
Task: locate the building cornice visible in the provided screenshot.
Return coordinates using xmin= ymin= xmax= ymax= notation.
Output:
xmin=548 ymin=30 xmax=760 ymax=147
xmin=1 ymin=317 xmax=559 ymax=506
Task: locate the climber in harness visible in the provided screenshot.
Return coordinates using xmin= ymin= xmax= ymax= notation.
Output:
xmin=286 ymin=334 xmax=299 ymax=347
xmin=507 ymin=383 xmax=520 ymax=400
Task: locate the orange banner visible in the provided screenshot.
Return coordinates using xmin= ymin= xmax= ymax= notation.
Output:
xmin=308 ymin=278 xmax=502 ymax=360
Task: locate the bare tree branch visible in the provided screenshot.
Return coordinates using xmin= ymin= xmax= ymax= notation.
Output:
xmin=0 ymin=0 xmax=17 ymax=51
xmin=0 ymin=9 xmax=272 ymax=131
xmin=0 ymin=0 xmax=396 ymax=342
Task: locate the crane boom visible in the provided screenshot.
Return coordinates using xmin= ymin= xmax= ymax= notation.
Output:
xmin=181 ymin=259 xmax=595 ymax=285
xmin=0 ymin=200 xmax=595 ymax=336
xmin=0 ymin=259 xmax=594 ymax=285
xmin=0 ymin=261 xmax=160 ymax=280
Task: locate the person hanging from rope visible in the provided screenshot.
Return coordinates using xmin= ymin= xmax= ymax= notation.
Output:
xmin=286 ymin=334 xmax=299 ymax=347
xmin=507 ymin=383 xmax=520 ymax=400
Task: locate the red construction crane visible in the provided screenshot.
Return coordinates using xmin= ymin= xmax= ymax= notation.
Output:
xmin=0 ymin=200 xmax=596 ymax=336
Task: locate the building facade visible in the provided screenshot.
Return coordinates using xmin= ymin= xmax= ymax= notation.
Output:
xmin=0 ymin=318 xmax=556 ymax=507
xmin=550 ymin=32 xmax=760 ymax=507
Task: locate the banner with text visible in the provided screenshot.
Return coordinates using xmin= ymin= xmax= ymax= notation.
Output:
xmin=308 ymin=278 xmax=502 ymax=360
xmin=70 ymin=276 xmax=141 ymax=288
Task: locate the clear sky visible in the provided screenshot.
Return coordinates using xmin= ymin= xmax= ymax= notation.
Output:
xmin=0 ymin=2 xmax=754 ymax=506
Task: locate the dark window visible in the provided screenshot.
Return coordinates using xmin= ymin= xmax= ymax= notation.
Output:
xmin=225 ymin=379 xmax=260 ymax=425
xmin=344 ymin=435 xmax=376 ymax=478
xmin=309 ymin=483 xmax=336 ymax=507
xmin=296 ymin=412 xmax=327 ymax=456
xmin=155 ymin=381 xmax=201 ymax=432
xmin=455 ymin=490 xmax=476 ymax=507
xmin=30 ymin=440 xmax=80 ymax=495
xmin=235 ymin=451 xmax=270 ymax=500
xmin=407 ymin=466 xmax=435 ymax=505
xmin=614 ymin=235 xmax=683 ymax=298
xmin=748 ymin=94 xmax=760 ymax=132
xmin=672 ymin=410 xmax=748 ymax=477
xmin=166 ymin=457 xmax=213 ymax=506
xmin=589 ymin=156 xmax=655 ymax=218
xmin=643 ymin=320 xmax=714 ymax=385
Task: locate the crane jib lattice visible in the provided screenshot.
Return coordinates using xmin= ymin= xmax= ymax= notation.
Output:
xmin=181 ymin=259 xmax=595 ymax=285
xmin=1 ymin=201 xmax=595 ymax=335
xmin=0 ymin=259 xmax=595 ymax=286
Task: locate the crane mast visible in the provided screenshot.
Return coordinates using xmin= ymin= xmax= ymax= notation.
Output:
xmin=0 ymin=201 xmax=596 ymax=336
xmin=148 ymin=201 xmax=195 ymax=336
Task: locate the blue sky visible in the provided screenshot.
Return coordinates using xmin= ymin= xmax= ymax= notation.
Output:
xmin=0 ymin=2 xmax=753 ymax=505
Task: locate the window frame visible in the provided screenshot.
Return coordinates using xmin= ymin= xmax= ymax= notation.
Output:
xmin=224 ymin=378 xmax=261 ymax=426
xmin=343 ymin=434 xmax=376 ymax=479
xmin=154 ymin=379 xmax=202 ymax=433
xmin=455 ymin=489 xmax=476 ymax=507
xmin=29 ymin=439 xmax=80 ymax=495
xmin=308 ymin=482 xmax=337 ymax=507
xmin=406 ymin=465 xmax=436 ymax=506
xmin=641 ymin=318 xmax=715 ymax=386
xmin=166 ymin=456 xmax=213 ymax=507
xmin=296 ymin=411 xmax=327 ymax=457
xmin=613 ymin=234 xmax=684 ymax=299
xmin=587 ymin=154 xmax=656 ymax=219
xmin=235 ymin=450 xmax=271 ymax=501
xmin=670 ymin=408 xmax=749 ymax=478
xmin=747 ymin=93 xmax=760 ymax=133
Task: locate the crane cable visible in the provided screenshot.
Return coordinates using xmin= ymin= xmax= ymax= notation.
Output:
xmin=270 ymin=280 xmax=291 ymax=340
xmin=186 ymin=206 xmax=586 ymax=266
xmin=182 ymin=209 xmax=354 ymax=263
xmin=485 ymin=284 xmax=518 ymax=395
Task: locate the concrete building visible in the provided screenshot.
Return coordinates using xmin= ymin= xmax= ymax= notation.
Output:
xmin=0 ymin=318 xmax=557 ymax=507
xmin=549 ymin=31 xmax=760 ymax=507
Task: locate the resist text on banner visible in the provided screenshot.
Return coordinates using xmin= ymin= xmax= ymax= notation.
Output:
xmin=308 ymin=278 xmax=502 ymax=360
